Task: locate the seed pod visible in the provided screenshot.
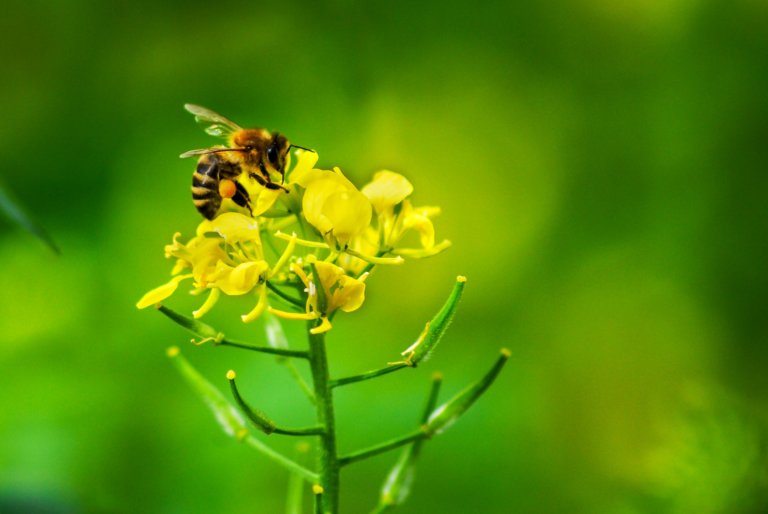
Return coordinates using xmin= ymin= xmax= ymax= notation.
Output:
xmin=158 ymin=305 xmax=222 ymax=341
xmin=167 ymin=347 xmax=246 ymax=439
xmin=401 ymin=276 xmax=466 ymax=367
xmin=227 ymin=370 xmax=277 ymax=435
xmin=425 ymin=349 xmax=510 ymax=435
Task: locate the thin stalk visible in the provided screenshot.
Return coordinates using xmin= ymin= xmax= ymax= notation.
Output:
xmin=216 ymin=338 xmax=309 ymax=359
xmin=273 ymin=425 xmax=325 ymax=436
xmin=266 ymin=280 xmax=305 ymax=309
xmin=307 ymin=326 xmax=340 ymax=513
xmin=243 ymin=434 xmax=318 ymax=483
xmin=285 ymin=360 xmax=316 ymax=404
xmin=338 ymin=430 xmax=427 ymax=467
xmin=285 ymin=443 xmax=310 ymax=514
xmin=330 ymin=363 xmax=409 ymax=388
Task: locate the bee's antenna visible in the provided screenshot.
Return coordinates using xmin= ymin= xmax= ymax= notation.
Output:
xmin=289 ymin=144 xmax=316 ymax=153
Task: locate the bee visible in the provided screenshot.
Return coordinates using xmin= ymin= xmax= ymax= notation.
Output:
xmin=180 ymin=104 xmax=310 ymax=220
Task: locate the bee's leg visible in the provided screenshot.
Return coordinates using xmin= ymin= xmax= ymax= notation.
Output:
xmin=231 ymin=181 xmax=253 ymax=216
xmin=250 ymin=169 xmax=289 ymax=193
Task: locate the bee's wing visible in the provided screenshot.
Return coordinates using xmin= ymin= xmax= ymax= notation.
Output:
xmin=180 ymin=148 xmax=215 ymax=158
xmin=184 ymin=104 xmax=243 ymax=138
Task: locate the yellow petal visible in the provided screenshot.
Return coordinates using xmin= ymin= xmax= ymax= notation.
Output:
xmin=337 ymin=278 xmax=366 ymax=313
xmin=192 ymin=288 xmax=220 ymax=318
xmin=205 ymin=212 xmax=261 ymax=243
xmin=309 ymin=317 xmax=332 ymax=334
xmin=251 ymin=188 xmax=283 ymax=216
xmin=136 ymin=274 xmax=192 ymax=309
xmin=361 ymin=170 xmax=413 ymax=214
xmin=313 ymin=261 xmax=367 ymax=313
xmin=320 ymin=189 xmax=372 ymax=246
xmin=241 ymin=285 xmax=268 ymax=323
xmin=289 ymin=150 xmax=320 ymax=187
xmin=212 ymin=261 xmax=268 ymax=295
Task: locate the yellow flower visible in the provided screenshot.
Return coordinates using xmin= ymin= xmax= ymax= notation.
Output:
xmin=360 ymin=170 xmax=413 ymax=215
xmin=301 ymin=168 xmax=372 ymax=249
xmin=360 ymin=170 xmax=450 ymax=258
xmin=137 ymin=212 xmax=270 ymax=321
xmin=269 ymin=259 xmax=367 ymax=334
xmin=234 ymin=149 xmax=317 ymax=217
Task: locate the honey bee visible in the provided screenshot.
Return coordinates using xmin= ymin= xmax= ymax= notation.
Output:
xmin=180 ymin=104 xmax=310 ymax=220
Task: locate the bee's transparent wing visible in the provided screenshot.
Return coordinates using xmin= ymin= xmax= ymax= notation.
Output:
xmin=180 ymin=148 xmax=215 ymax=158
xmin=184 ymin=104 xmax=243 ymax=138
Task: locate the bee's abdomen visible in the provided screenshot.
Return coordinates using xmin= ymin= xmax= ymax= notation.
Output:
xmin=192 ymin=156 xmax=222 ymax=220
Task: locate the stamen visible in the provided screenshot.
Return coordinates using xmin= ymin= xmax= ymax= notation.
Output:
xmin=275 ymin=230 xmax=328 ymax=249
xmin=269 ymin=232 xmax=297 ymax=278
xmin=344 ymin=248 xmax=404 ymax=265
xmin=268 ymin=307 xmax=318 ymax=321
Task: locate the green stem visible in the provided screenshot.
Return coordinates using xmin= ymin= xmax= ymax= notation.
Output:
xmin=216 ymin=339 xmax=309 ymax=359
xmin=273 ymin=425 xmax=325 ymax=436
xmin=243 ymin=434 xmax=318 ymax=483
xmin=330 ymin=363 xmax=409 ymax=388
xmin=266 ymin=280 xmax=305 ymax=309
xmin=285 ymin=360 xmax=316 ymax=404
xmin=338 ymin=430 xmax=427 ymax=467
xmin=307 ymin=326 xmax=340 ymax=513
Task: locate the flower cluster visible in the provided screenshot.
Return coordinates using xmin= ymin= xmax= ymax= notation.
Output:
xmin=137 ymin=151 xmax=449 ymax=333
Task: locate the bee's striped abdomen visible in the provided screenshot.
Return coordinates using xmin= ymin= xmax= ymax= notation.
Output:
xmin=192 ymin=155 xmax=222 ymax=220
xmin=191 ymin=153 xmax=246 ymax=220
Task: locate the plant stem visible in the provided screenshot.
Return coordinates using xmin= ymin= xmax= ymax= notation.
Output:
xmin=307 ymin=326 xmax=340 ymax=513
xmin=338 ymin=430 xmax=426 ymax=467
xmin=243 ymin=434 xmax=318 ymax=482
xmin=330 ymin=363 xmax=409 ymax=388
xmin=284 ymin=359 xmax=316 ymax=404
xmin=266 ymin=280 xmax=305 ymax=308
xmin=273 ymin=425 xmax=325 ymax=436
xmin=216 ymin=338 xmax=309 ymax=359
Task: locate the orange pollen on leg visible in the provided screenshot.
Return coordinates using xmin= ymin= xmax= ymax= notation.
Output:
xmin=219 ymin=179 xmax=237 ymax=199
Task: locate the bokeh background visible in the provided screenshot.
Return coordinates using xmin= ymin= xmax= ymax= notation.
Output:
xmin=2 ymin=0 xmax=768 ymax=513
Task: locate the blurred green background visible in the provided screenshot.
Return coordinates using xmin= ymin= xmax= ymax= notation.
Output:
xmin=2 ymin=0 xmax=767 ymax=512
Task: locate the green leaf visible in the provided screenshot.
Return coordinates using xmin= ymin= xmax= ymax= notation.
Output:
xmin=167 ymin=347 xmax=246 ymax=439
xmin=425 ymin=349 xmax=510 ymax=435
xmin=0 ymin=180 xmax=59 ymax=254
xmin=402 ymin=276 xmax=466 ymax=366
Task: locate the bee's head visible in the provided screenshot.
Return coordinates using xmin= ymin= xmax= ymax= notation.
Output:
xmin=265 ymin=133 xmax=290 ymax=175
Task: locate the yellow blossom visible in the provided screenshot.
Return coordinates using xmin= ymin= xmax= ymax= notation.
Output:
xmin=302 ymin=169 xmax=372 ymax=249
xmin=360 ymin=170 xmax=450 ymax=258
xmin=137 ymin=212 xmax=270 ymax=321
xmin=270 ymin=259 xmax=367 ymax=334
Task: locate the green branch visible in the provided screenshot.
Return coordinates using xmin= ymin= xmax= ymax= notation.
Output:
xmin=157 ymin=305 xmax=308 ymax=359
xmin=244 ymin=434 xmax=319 ymax=483
xmin=266 ymin=280 xmax=305 ymax=309
xmin=216 ymin=338 xmax=309 ymax=359
xmin=330 ymin=363 xmax=409 ymax=388
xmin=338 ymin=430 xmax=427 ymax=467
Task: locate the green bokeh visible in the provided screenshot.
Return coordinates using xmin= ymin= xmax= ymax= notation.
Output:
xmin=2 ymin=1 xmax=767 ymax=513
